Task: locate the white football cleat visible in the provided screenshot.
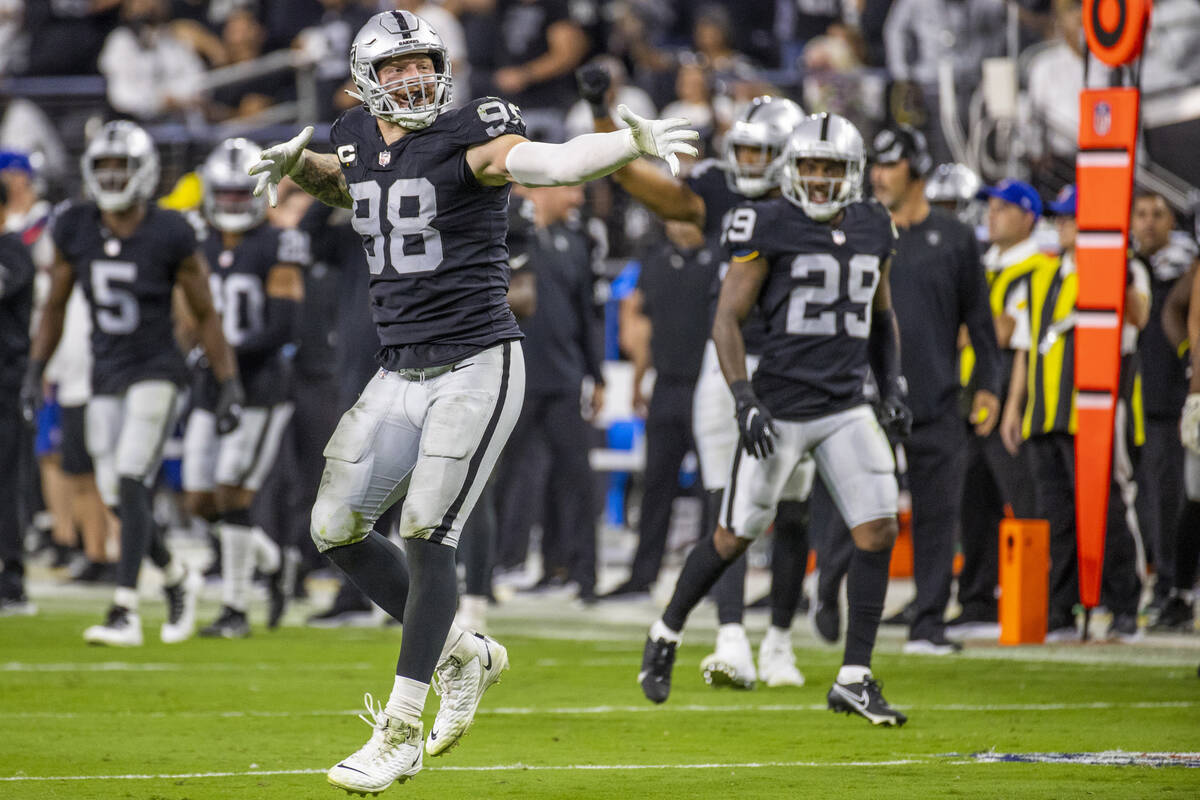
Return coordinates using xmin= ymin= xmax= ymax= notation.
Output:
xmin=699 ymin=623 xmax=756 ymax=689
xmin=327 ymin=694 xmax=422 ymax=795
xmin=757 ymin=627 xmax=805 ymax=687
xmin=161 ymin=568 xmax=200 ymax=644
xmin=84 ymin=605 xmax=143 ymax=647
xmin=426 ymin=631 xmax=509 ymax=756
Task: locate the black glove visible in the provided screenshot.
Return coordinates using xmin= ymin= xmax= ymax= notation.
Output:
xmin=215 ymin=377 xmax=246 ymax=435
xmin=20 ymin=360 xmax=45 ymax=426
xmin=576 ymin=61 xmax=611 ymax=117
xmin=732 ymin=380 xmax=778 ymax=459
xmin=875 ymin=376 xmax=913 ymax=441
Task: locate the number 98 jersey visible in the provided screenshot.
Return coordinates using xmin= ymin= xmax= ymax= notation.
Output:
xmin=52 ymin=202 xmax=192 ymax=395
xmin=330 ymin=97 xmax=528 ymax=368
xmin=724 ymin=196 xmax=896 ymax=421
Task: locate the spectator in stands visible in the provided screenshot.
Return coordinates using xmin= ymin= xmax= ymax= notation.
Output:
xmin=99 ymin=0 xmax=206 ymax=120
xmin=24 ymin=0 xmax=121 ymax=76
xmin=294 ymin=0 xmax=375 ymax=121
xmin=691 ymin=4 xmax=759 ymax=83
xmin=564 ymin=56 xmax=656 ymax=140
xmin=489 ymin=0 xmax=590 ymax=138
xmin=660 ymin=58 xmax=722 ymax=150
xmin=883 ymin=0 xmax=1006 ymax=157
xmin=0 ymin=0 xmax=26 ymax=76
xmin=206 ymin=9 xmax=293 ymax=122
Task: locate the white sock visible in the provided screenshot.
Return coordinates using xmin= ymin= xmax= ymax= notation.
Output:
xmin=219 ymin=523 xmax=254 ymax=612
xmin=161 ymin=558 xmax=185 ymax=587
xmin=114 ymin=587 xmax=139 ymax=611
xmin=250 ymin=527 xmax=281 ymax=574
xmin=765 ymin=625 xmax=791 ymax=645
xmin=837 ymin=665 xmax=871 ymax=685
xmin=438 ymin=623 xmax=475 ymax=664
xmin=651 ymin=619 xmax=682 ymax=645
xmin=384 ymin=675 xmax=429 ymax=723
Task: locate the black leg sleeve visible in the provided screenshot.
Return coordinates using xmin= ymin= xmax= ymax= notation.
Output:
xmin=324 ymin=530 xmax=411 ymax=622
xmin=395 ymin=538 xmax=458 ymax=682
xmin=770 ymin=499 xmax=810 ymax=629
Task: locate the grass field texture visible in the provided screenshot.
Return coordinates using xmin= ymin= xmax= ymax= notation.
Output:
xmin=2 ymin=590 xmax=1199 ymax=799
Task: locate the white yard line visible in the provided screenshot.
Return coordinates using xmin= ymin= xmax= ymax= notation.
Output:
xmin=2 ymin=700 xmax=1194 ymax=721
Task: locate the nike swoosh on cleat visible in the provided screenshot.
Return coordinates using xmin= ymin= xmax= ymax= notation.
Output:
xmin=480 ymin=641 xmax=492 ymax=671
xmin=335 ymin=764 xmax=369 ymax=776
xmin=833 ymin=684 xmax=870 ymax=709
xmin=429 ymin=731 xmax=437 ymax=741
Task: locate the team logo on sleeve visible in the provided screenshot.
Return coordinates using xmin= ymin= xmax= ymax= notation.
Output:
xmin=337 ymin=144 xmax=357 ymax=166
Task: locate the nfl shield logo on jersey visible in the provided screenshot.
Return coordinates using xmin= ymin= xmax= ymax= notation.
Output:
xmin=378 ymin=151 xmax=392 ymax=167
xmin=832 ymin=229 xmax=846 ymax=245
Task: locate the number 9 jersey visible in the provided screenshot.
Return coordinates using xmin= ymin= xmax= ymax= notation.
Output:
xmin=330 ymin=96 xmax=528 ymax=369
xmin=725 ymin=196 xmax=896 ymax=421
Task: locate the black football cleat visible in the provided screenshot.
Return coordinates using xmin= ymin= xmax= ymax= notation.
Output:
xmin=827 ymin=677 xmax=907 ymax=726
xmin=638 ymin=628 xmax=678 ymax=704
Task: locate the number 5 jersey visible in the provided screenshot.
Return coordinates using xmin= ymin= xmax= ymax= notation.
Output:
xmin=330 ymin=96 xmax=529 ymax=369
xmin=52 ymin=203 xmax=193 ymax=395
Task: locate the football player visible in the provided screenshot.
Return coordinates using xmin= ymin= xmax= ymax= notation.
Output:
xmin=22 ymin=120 xmax=243 ymax=646
xmin=584 ymin=76 xmax=813 ymax=690
xmin=638 ymin=113 xmax=910 ymax=727
xmin=247 ymin=11 xmax=697 ymax=794
xmin=181 ymin=138 xmax=308 ymax=638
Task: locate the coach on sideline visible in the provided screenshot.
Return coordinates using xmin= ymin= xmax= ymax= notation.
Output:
xmin=869 ymin=127 xmax=1003 ymax=654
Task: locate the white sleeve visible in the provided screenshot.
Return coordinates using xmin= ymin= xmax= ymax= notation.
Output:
xmin=504 ymin=129 xmax=639 ymax=188
xmin=1006 ymin=281 xmax=1032 ymax=352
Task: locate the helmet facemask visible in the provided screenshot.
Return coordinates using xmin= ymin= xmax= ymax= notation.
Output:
xmin=350 ymin=48 xmax=452 ymax=130
xmin=80 ymin=122 xmax=160 ymax=212
xmin=783 ymin=154 xmax=861 ymax=221
xmin=202 ymin=138 xmax=267 ymax=233
xmin=725 ymin=140 xmax=785 ymax=198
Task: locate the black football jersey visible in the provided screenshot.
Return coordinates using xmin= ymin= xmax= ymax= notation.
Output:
xmin=329 ymin=97 xmax=527 ymax=369
xmin=53 ymin=202 xmax=192 ymax=395
xmin=686 ymin=158 xmax=770 ymax=355
xmin=726 ymin=197 xmax=897 ymax=421
xmin=200 ymin=221 xmax=311 ymax=405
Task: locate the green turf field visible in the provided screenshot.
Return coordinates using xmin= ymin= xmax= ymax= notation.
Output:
xmin=2 ymin=592 xmax=1199 ymax=799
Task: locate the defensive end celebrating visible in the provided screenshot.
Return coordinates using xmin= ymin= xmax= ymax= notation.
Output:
xmin=638 ymin=113 xmax=910 ymax=726
xmin=247 ymin=10 xmax=697 ymax=795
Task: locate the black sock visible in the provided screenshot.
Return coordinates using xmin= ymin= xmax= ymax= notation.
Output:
xmin=324 ymin=531 xmax=411 ymax=622
xmin=395 ymin=538 xmax=458 ymax=682
xmin=145 ymin=522 xmax=171 ymax=570
xmin=663 ymin=534 xmax=735 ymax=632
xmin=116 ymin=477 xmax=155 ymax=590
xmin=770 ymin=500 xmax=809 ymax=629
xmin=1174 ymin=500 xmax=1200 ymax=591
xmin=844 ymin=546 xmax=891 ymax=668
xmin=710 ymin=553 xmax=746 ymax=625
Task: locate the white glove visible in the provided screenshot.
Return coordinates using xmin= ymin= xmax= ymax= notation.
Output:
xmin=1182 ymin=393 xmax=1200 ymax=455
xmin=248 ymin=125 xmax=314 ymax=207
xmin=617 ymin=104 xmax=699 ymax=177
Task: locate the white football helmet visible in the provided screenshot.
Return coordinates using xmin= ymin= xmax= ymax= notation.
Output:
xmin=723 ymin=95 xmax=805 ymax=198
xmin=925 ymin=162 xmax=981 ymax=206
xmin=347 ymin=11 xmax=452 ymax=130
xmin=781 ymin=113 xmax=864 ymax=221
xmin=80 ymin=120 xmax=160 ymax=212
xmin=202 ymin=138 xmax=267 ymax=233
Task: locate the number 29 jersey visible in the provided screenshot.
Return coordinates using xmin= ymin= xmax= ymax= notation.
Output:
xmin=329 ymin=97 xmax=528 ymax=369
xmin=52 ymin=202 xmax=192 ymax=395
xmin=725 ymin=197 xmax=896 ymax=421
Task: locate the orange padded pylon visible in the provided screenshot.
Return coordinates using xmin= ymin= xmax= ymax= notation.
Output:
xmin=889 ymin=505 xmax=913 ymax=578
xmin=998 ymin=519 xmax=1050 ymax=645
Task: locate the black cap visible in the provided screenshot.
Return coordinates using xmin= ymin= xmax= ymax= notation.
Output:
xmin=870 ymin=125 xmax=932 ymax=178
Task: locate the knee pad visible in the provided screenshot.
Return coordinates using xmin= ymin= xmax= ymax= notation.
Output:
xmin=310 ymin=491 xmax=370 ymax=552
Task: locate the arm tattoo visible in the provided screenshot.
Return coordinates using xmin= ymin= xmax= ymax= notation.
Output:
xmin=292 ymin=151 xmax=353 ymax=209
